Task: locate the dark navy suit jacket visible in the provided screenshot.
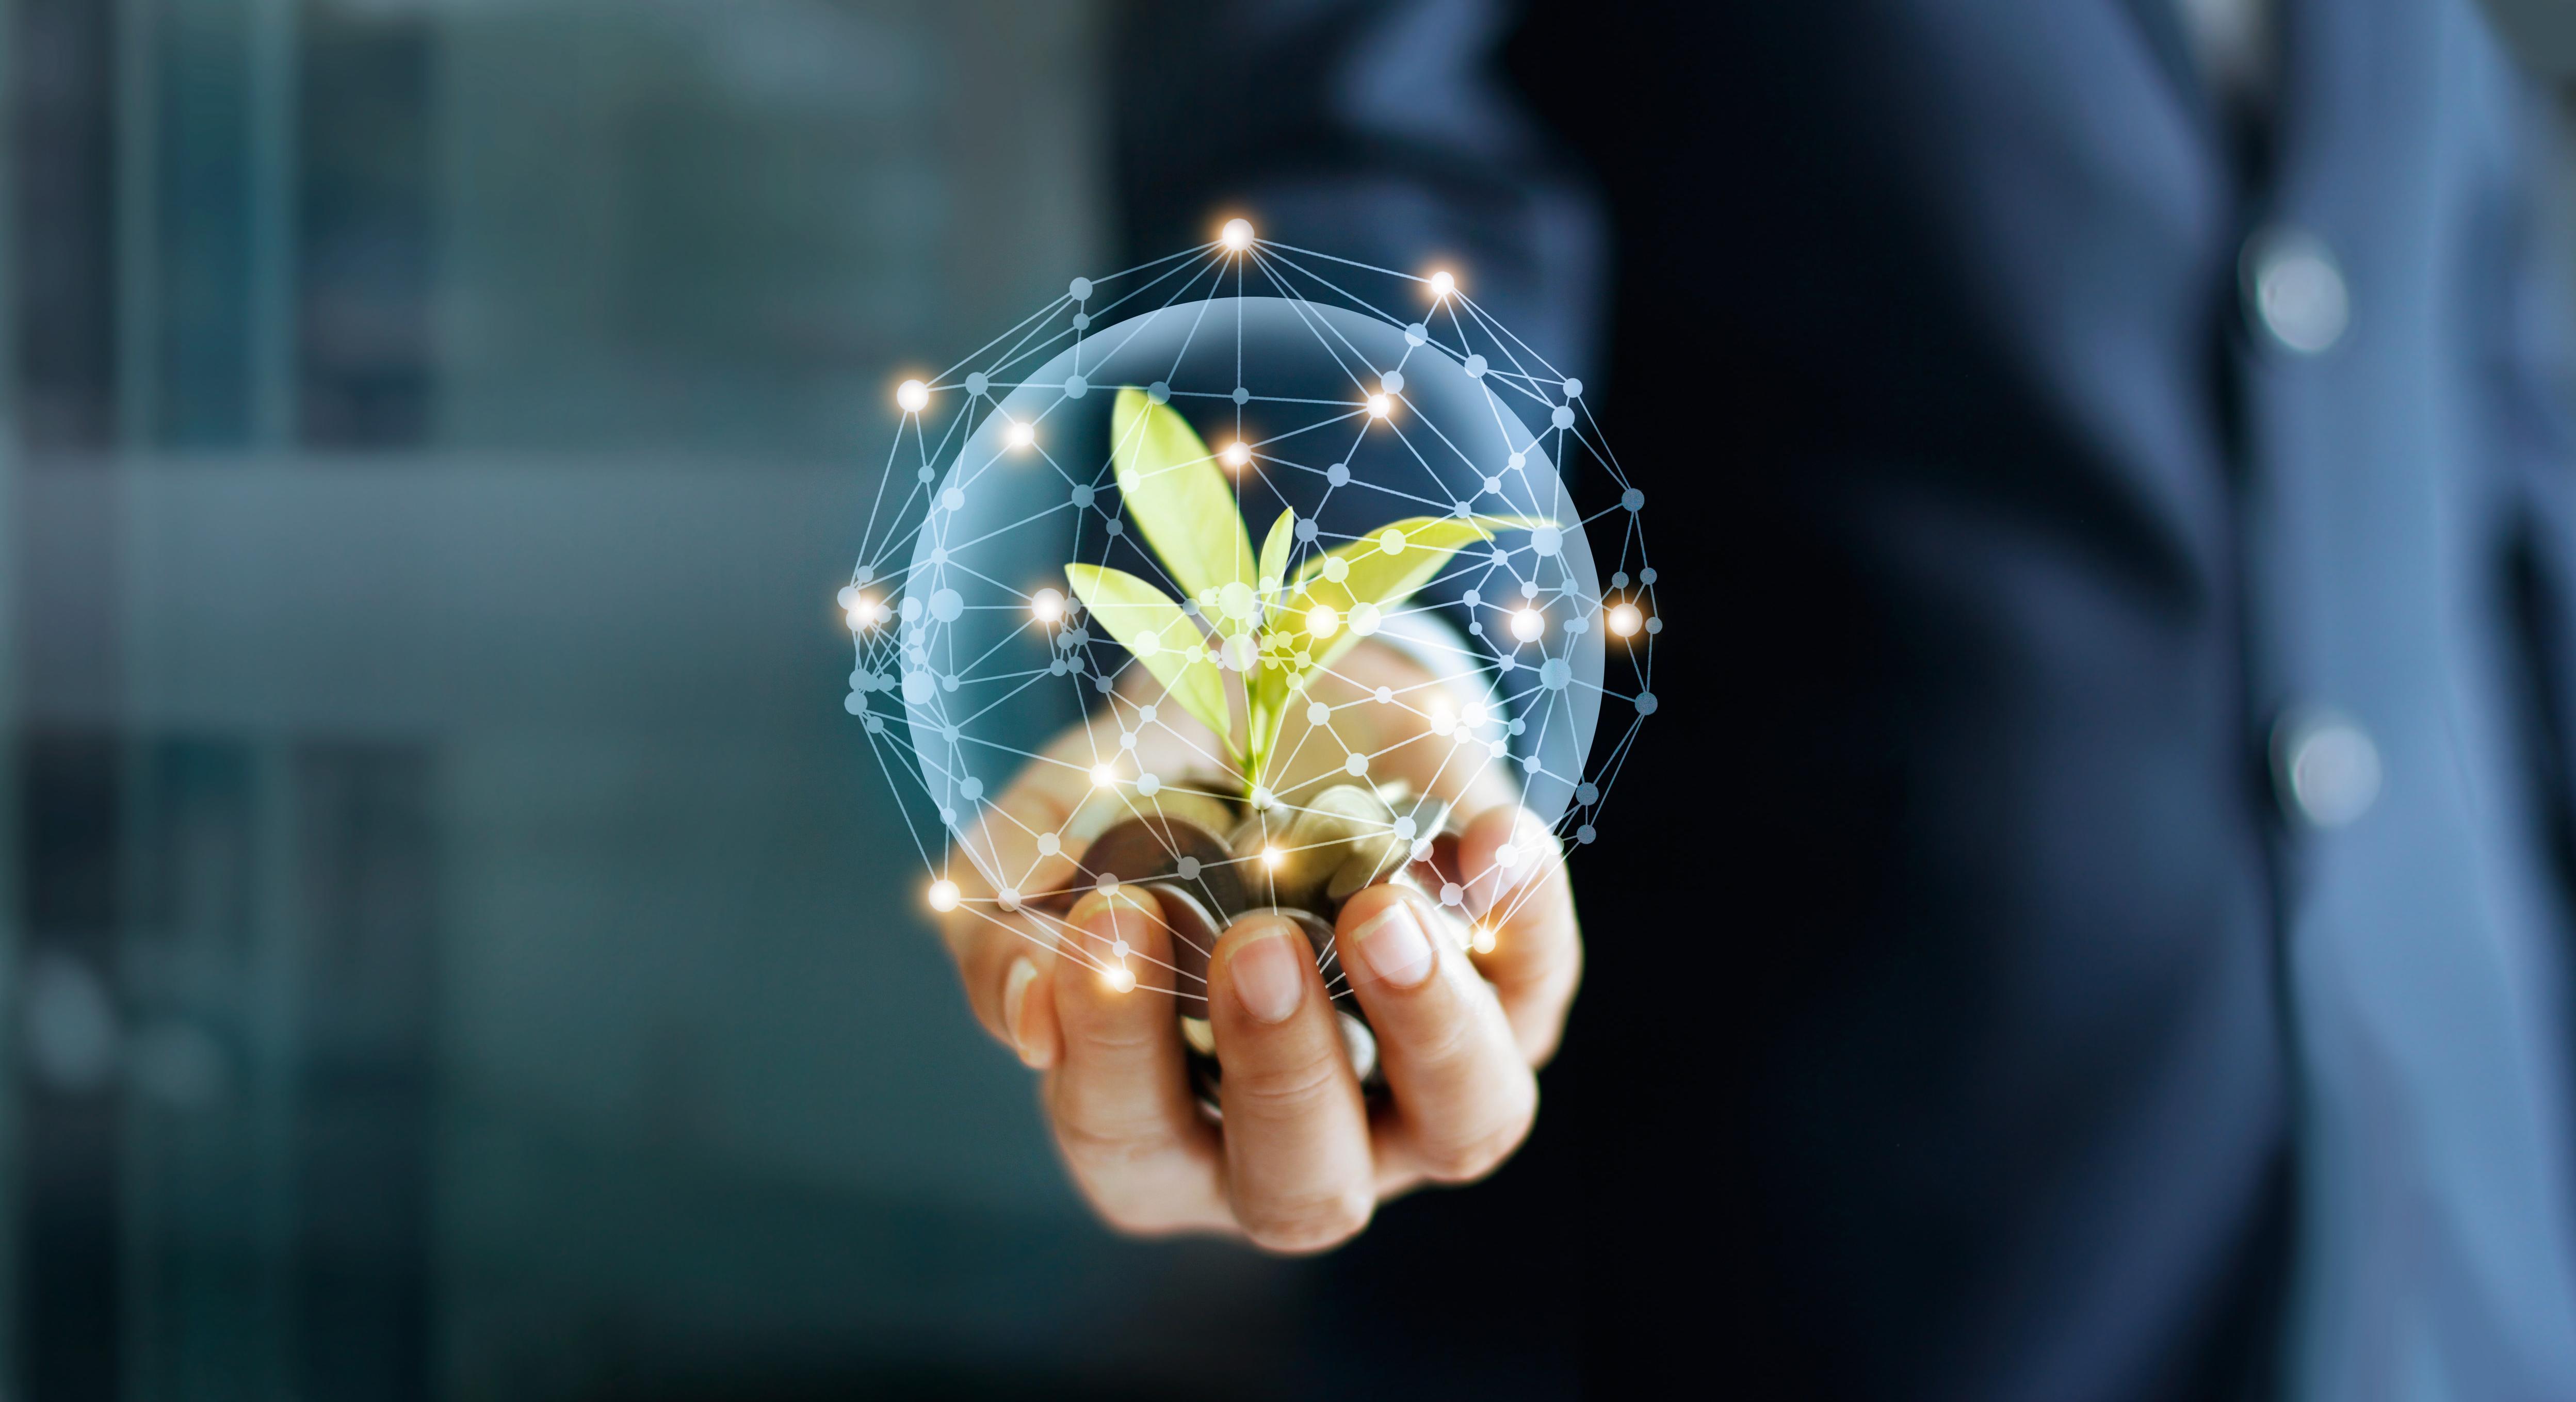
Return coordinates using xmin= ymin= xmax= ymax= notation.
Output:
xmin=1117 ymin=3 xmax=2576 ymax=1396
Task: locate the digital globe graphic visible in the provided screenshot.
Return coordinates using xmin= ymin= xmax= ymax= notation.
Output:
xmin=841 ymin=221 xmax=1656 ymax=1102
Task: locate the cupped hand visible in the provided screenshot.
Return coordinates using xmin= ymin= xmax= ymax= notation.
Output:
xmin=933 ymin=639 xmax=1583 ymax=1251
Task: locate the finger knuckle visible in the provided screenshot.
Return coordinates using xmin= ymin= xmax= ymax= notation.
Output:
xmin=1404 ymin=997 xmax=1484 ymax=1071
xmin=1241 ymin=1187 xmax=1374 ymax=1254
xmin=1419 ymin=1093 xmax=1536 ymax=1183
xmin=1222 ymin=1050 xmax=1348 ymax=1121
xmin=1053 ymin=1112 xmax=1174 ymax=1173
xmin=1064 ymin=1018 xmax=1163 ymax=1058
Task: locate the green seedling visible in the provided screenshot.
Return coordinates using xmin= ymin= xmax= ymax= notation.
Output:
xmin=1065 ymin=386 xmax=1540 ymax=802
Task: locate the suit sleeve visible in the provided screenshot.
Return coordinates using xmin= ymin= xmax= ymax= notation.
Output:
xmin=2489 ymin=79 xmax=2576 ymax=875
xmin=1110 ymin=0 xmax=1606 ymax=398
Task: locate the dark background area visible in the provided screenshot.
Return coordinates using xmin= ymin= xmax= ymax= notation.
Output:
xmin=1 ymin=1 xmax=2571 ymax=1397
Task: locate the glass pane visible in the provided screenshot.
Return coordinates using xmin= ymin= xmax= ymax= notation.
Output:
xmin=4 ymin=1 xmax=1365 ymax=1395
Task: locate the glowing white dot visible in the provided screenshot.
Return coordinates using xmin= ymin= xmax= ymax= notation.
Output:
xmin=1262 ymin=845 xmax=1285 ymax=870
xmin=1429 ymin=270 xmax=1456 ymax=299
xmin=1221 ymin=218 xmax=1254 ymax=250
xmin=1511 ymin=608 xmax=1546 ymax=642
xmin=1032 ymin=588 xmax=1065 ymax=623
xmin=1091 ymin=763 xmax=1117 ymax=787
xmin=1367 ymin=394 xmax=1392 ymax=418
xmin=1307 ymin=604 xmax=1340 ymax=639
xmin=926 ymin=879 xmax=960 ymax=912
xmin=1471 ymin=925 xmax=1497 ymax=954
xmin=1609 ymin=602 xmax=1643 ymax=637
xmin=896 ymin=379 xmax=930 ymax=413
xmin=1005 ymin=420 xmax=1035 ymax=449
xmin=1221 ymin=442 xmax=1252 ymax=469
xmin=1105 ymin=965 xmax=1136 ymax=993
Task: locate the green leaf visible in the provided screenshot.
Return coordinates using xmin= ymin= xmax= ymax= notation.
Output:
xmin=1238 ymin=514 xmax=1546 ymax=791
xmin=1258 ymin=508 xmax=1296 ymax=608
xmin=1286 ymin=514 xmax=1549 ymax=589
xmin=1275 ymin=515 xmax=1530 ymax=678
xmin=1110 ymin=387 xmax=1256 ymax=607
xmin=1063 ymin=562 xmax=1234 ymax=748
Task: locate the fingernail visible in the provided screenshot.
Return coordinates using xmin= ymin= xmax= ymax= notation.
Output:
xmin=1068 ymin=886 xmax=1144 ymax=934
xmin=1002 ymin=957 xmax=1042 ymax=1061
xmin=1069 ymin=888 xmax=1146 ymax=994
xmin=1349 ymin=902 xmax=1434 ymax=989
xmin=1228 ymin=926 xmax=1306 ymax=1025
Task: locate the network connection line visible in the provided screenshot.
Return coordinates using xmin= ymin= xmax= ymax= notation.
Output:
xmin=837 ymin=225 xmax=1657 ymax=1001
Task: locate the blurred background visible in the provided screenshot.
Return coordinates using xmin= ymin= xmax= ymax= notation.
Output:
xmin=0 ymin=0 xmax=2567 ymax=1398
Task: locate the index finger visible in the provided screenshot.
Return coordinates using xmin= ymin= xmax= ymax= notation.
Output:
xmin=942 ymin=715 xmax=1223 ymax=1047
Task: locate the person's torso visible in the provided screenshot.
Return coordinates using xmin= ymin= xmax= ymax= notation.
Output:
xmin=1522 ymin=2 xmax=2576 ymax=1396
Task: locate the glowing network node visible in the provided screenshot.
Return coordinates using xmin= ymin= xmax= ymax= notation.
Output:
xmin=1429 ymin=270 xmax=1456 ymax=299
xmin=896 ymin=379 xmax=930 ymax=413
xmin=1367 ymin=394 xmax=1392 ymax=418
xmin=1262 ymin=846 xmax=1286 ymax=870
xmin=1221 ymin=218 xmax=1254 ymax=250
xmin=1609 ymin=602 xmax=1643 ymax=638
xmin=1221 ymin=441 xmax=1252 ymax=469
xmin=1511 ymin=608 xmax=1547 ymax=642
xmin=1006 ymin=419 xmax=1035 ymax=449
xmin=1105 ymin=964 xmax=1137 ymax=993
xmin=1091 ymin=763 xmax=1117 ymax=788
xmin=927 ymin=879 xmax=960 ymax=913
xmin=1307 ymin=604 xmax=1340 ymax=639
xmin=1031 ymin=588 xmax=1066 ymax=624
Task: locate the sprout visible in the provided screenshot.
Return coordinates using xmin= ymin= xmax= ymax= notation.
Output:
xmin=1062 ymin=387 xmax=1549 ymax=801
